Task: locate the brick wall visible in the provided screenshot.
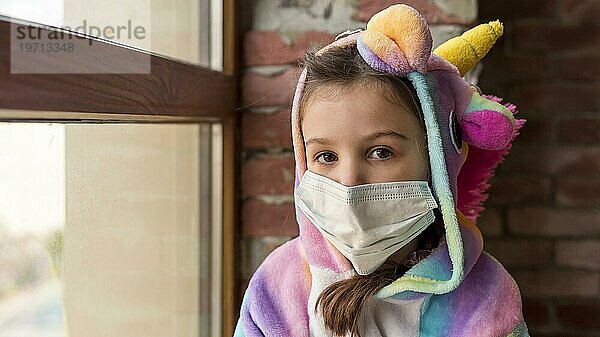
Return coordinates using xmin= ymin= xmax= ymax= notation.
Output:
xmin=479 ymin=0 xmax=600 ymax=336
xmin=238 ymin=0 xmax=599 ymax=334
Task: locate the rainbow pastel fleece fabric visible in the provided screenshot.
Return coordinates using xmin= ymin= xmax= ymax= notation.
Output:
xmin=235 ymin=4 xmax=529 ymax=337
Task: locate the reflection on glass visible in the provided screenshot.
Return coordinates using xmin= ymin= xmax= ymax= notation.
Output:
xmin=0 ymin=122 xmax=218 ymax=337
xmin=0 ymin=0 xmax=222 ymax=69
xmin=0 ymin=124 xmax=65 ymax=337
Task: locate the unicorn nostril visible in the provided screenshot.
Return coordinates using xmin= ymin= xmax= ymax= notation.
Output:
xmin=461 ymin=110 xmax=514 ymax=150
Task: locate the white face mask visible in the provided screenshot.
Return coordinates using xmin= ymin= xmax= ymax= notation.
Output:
xmin=294 ymin=170 xmax=438 ymax=275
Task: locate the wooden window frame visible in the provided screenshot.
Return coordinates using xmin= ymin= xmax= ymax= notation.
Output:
xmin=0 ymin=0 xmax=239 ymax=335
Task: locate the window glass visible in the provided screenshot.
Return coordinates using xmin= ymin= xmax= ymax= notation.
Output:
xmin=0 ymin=0 xmax=222 ymax=70
xmin=0 ymin=122 xmax=221 ymax=337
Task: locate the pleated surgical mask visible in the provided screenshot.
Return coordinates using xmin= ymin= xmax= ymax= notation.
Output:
xmin=294 ymin=170 xmax=438 ymax=275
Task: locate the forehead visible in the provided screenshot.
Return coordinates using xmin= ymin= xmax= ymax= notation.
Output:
xmin=301 ymin=84 xmax=421 ymax=139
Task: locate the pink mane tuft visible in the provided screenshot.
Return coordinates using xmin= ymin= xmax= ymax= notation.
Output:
xmin=457 ymin=95 xmax=525 ymax=222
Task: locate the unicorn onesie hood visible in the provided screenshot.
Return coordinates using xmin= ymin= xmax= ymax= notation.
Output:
xmin=235 ymin=4 xmax=529 ymax=337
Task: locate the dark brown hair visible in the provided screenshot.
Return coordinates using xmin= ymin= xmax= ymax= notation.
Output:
xmin=298 ymin=44 xmax=444 ymax=337
xmin=298 ymin=44 xmax=425 ymax=131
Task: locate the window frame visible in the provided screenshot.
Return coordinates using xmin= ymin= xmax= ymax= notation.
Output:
xmin=0 ymin=0 xmax=239 ymax=335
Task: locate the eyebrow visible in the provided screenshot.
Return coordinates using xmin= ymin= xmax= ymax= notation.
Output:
xmin=304 ymin=137 xmax=333 ymax=147
xmin=305 ymin=129 xmax=409 ymax=147
xmin=365 ymin=130 xmax=409 ymax=142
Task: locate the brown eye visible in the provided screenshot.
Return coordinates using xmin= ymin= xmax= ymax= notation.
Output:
xmin=369 ymin=148 xmax=393 ymax=160
xmin=316 ymin=152 xmax=337 ymax=163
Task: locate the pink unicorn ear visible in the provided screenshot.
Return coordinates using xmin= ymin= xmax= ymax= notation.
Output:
xmin=460 ymin=92 xmax=515 ymax=150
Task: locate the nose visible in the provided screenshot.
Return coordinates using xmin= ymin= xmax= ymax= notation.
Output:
xmin=336 ymin=160 xmax=367 ymax=187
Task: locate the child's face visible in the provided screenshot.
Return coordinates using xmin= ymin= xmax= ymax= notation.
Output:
xmin=302 ymin=84 xmax=430 ymax=186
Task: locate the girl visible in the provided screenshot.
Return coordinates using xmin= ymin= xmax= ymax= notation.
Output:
xmin=235 ymin=4 xmax=528 ymax=337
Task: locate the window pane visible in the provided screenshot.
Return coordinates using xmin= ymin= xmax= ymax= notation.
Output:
xmin=0 ymin=122 xmax=220 ymax=337
xmin=0 ymin=0 xmax=222 ymax=70
xmin=0 ymin=124 xmax=65 ymax=337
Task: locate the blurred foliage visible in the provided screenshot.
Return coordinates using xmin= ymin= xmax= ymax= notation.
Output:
xmin=0 ymin=226 xmax=64 ymax=301
xmin=46 ymin=230 xmax=64 ymax=278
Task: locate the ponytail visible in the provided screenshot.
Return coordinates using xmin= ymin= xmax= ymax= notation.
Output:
xmin=315 ymin=211 xmax=444 ymax=337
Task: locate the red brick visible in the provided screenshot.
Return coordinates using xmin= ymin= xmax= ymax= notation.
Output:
xmin=354 ymin=0 xmax=469 ymax=24
xmin=479 ymin=0 xmax=555 ymax=21
xmin=242 ymin=199 xmax=298 ymax=237
xmin=244 ymin=31 xmax=335 ymax=66
xmin=241 ymin=70 xmax=299 ymax=107
xmin=485 ymin=239 xmax=553 ymax=267
xmin=522 ymin=298 xmax=551 ymax=326
xmin=481 ymin=55 xmax=553 ymax=85
xmin=241 ymin=236 xmax=293 ymax=277
xmin=509 ymin=83 xmax=600 ymax=114
xmin=242 ymin=155 xmax=294 ymax=196
xmin=242 ymin=109 xmax=292 ymax=149
xmin=513 ymin=270 xmax=599 ymax=297
xmin=514 ymin=23 xmax=600 ymax=52
xmin=555 ymin=55 xmax=600 ymax=81
xmin=553 ymin=147 xmax=600 ymax=178
xmin=558 ymin=118 xmax=600 ymax=144
xmin=556 ymin=178 xmax=600 ymax=206
xmin=532 ymin=332 xmax=598 ymax=337
xmin=507 ymin=206 xmax=600 ymax=237
xmin=558 ymin=0 xmax=600 ymax=24
xmin=239 ymin=278 xmax=249 ymax=302
xmin=509 ymin=118 xmax=553 ymax=143
xmin=486 ymin=175 xmax=552 ymax=204
xmin=557 ymin=302 xmax=600 ymax=328
xmin=556 ymin=240 xmax=600 ymax=269
xmin=501 ymin=144 xmax=600 ymax=177
xmin=477 ymin=207 xmax=504 ymax=237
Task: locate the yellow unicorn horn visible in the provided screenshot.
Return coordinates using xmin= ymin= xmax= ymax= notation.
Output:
xmin=433 ymin=20 xmax=503 ymax=76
